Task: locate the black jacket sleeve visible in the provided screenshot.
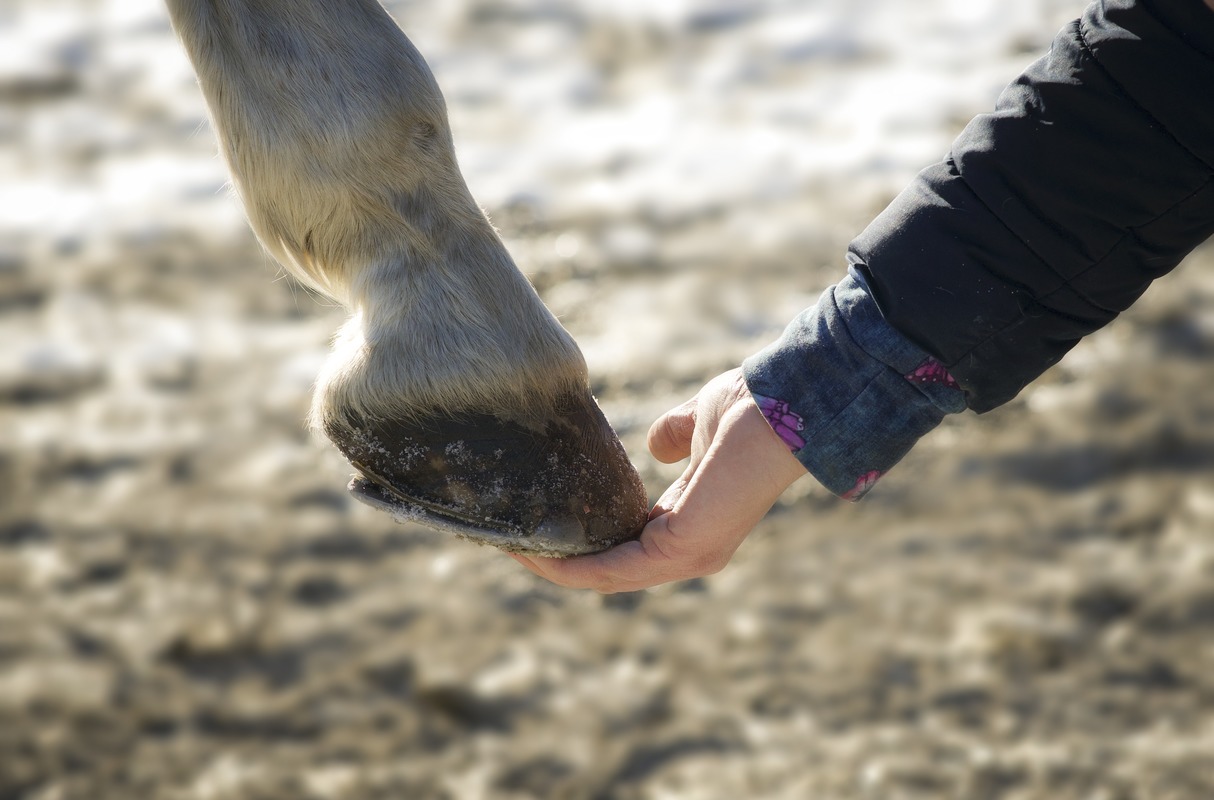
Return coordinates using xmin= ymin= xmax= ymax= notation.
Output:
xmin=848 ymin=0 xmax=1214 ymax=413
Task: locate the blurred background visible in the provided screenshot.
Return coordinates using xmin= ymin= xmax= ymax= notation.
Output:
xmin=2 ymin=0 xmax=1213 ymax=797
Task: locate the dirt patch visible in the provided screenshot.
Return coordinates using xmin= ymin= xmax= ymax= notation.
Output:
xmin=3 ymin=0 xmax=1213 ymax=797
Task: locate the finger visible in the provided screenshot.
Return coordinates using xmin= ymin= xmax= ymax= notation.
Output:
xmin=507 ymin=552 xmax=545 ymax=578
xmin=516 ymin=404 xmax=802 ymax=592
xmin=653 ymin=403 xmax=806 ymax=560
xmin=513 ymin=389 xmax=806 ymax=594
xmin=646 ymin=397 xmax=697 ymax=464
xmin=512 ymin=538 xmax=681 ymax=593
xmin=649 ymin=461 xmax=694 ymax=520
xmin=515 ymin=457 xmax=761 ymax=593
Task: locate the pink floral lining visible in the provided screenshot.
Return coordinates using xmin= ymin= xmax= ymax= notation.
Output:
xmin=754 ymin=355 xmax=957 ymax=502
xmin=841 ymin=470 xmax=884 ymax=502
xmin=754 ymin=394 xmax=884 ymax=500
xmin=905 ymin=357 xmax=959 ymax=390
xmin=752 ymin=394 xmax=807 ymax=451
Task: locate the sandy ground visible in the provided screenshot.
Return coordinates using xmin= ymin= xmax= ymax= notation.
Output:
xmin=2 ymin=0 xmax=1213 ymax=798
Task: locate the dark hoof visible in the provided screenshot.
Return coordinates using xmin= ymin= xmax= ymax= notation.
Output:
xmin=326 ymin=393 xmax=648 ymax=557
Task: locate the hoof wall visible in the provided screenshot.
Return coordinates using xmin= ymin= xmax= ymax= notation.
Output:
xmin=347 ymin=472 xmax=599 ymax=557
xmin=329 ymin=393 xmax=648 ymax=557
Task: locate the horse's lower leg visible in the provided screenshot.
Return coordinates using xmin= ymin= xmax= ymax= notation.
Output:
xmin=165 ymin=0 xmax=647 ymax=554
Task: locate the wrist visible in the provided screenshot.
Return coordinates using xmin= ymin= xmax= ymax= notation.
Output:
xmin=738 ymin=399 xmax=809 ymax=490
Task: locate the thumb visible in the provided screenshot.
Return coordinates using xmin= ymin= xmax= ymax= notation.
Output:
xmin=647 ymin=397 xmax=697 ymax=464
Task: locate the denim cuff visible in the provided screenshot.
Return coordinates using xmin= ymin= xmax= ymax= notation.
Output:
xmin=742 ymin=270 xmax=966 ymax=500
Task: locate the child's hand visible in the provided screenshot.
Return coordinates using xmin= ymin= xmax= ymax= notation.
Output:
xmin=510 ymin=369 xmax=807 ymax=593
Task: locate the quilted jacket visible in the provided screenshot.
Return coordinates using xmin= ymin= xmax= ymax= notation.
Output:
xmin=744 ymin=0 xmax=1214 ymax=499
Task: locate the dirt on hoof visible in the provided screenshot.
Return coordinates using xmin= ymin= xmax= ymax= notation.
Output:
xmin=328 ymin=391 xmax=647 ymax=557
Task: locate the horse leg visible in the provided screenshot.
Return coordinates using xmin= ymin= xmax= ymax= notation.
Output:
xmin=164 ymin=0 xmax=647 ymax=555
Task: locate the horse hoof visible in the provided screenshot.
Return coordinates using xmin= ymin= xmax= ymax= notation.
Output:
xmin=325 ymin=393 xmax=649 ymax=557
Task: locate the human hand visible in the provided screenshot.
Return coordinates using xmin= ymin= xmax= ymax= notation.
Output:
xmin=510 ymin=368 xmax=807 ymax=593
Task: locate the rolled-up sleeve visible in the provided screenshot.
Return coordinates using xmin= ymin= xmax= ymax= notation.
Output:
xmin=743 ymin=271 xmax=965 ymax=500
